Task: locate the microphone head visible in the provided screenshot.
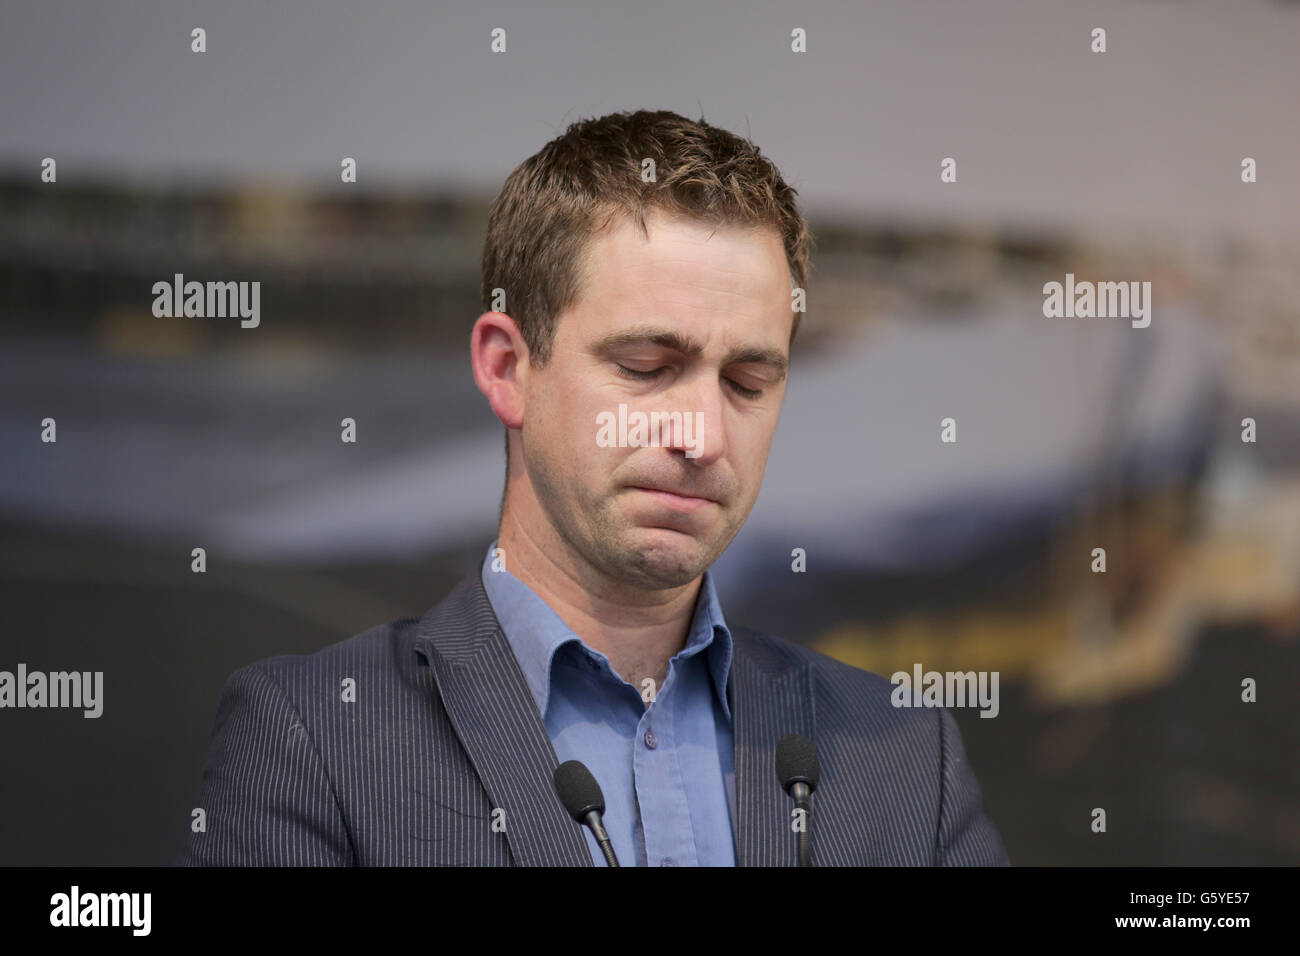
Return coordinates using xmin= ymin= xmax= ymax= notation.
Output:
xmin=553 ymin=759 xmax=606 ymax=821
xmin=775 ymin=733 xmax=820 ymax=793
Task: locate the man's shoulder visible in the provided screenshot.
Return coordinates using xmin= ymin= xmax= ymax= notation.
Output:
xmin=729 ymin=624 xmax=956 ymax=798
xmin=729 ymin=623 xmax=905 ymax=714
xmin=730 ymin=623 xmax=889 ymax=683
xmin=231 ymin=572 xmax=485 ymax=691
xmin=213 ymin=613 xmax=426 ymax=717
xmin=236 ymin=616 xmax=421 ymax=682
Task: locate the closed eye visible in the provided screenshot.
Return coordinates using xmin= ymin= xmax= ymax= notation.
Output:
xmin=616 ymin=363 xmax=764 ymax=399
xmin=615 ymin=364 xmax=665 ymax=381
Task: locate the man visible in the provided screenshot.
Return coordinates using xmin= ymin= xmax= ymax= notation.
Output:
xmin=179 ymin=109 xmax=1009 ymax=867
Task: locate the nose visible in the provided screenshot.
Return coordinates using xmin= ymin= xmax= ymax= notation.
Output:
xmin=655 ymin=372 xmax=727 ymax=467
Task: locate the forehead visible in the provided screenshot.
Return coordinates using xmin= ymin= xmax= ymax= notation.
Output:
xmin=566 ymin=209 xmax=792 ymax=347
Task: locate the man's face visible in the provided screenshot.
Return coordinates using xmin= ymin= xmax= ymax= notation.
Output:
xmin=518 ymin=209 xmax=792 ymax=590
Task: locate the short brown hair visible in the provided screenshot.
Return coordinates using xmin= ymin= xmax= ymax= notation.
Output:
xmin=480 ymin=109 xmax=814 ymax=367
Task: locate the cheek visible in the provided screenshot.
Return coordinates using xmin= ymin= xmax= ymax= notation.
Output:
xmin=732 ymin=416 xmax=777 ymax=485
xmin=566 ymin=379 xmax=626 ymax=458
xmin=531 ymin=378 xmax=579 ymax=448
xmin=532 ymin=379 xmax=613 ymax=477
xmin=731 ymin=411 xmax=772 ymax=456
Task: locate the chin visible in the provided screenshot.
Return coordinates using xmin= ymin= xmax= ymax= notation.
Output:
xmin=616 ymin=527 xmax=714 ymax=587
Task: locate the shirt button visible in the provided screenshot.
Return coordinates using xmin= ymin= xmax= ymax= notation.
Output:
xmin=644 ymin=731 xmax=658 ymax=749
xmin=660 ymin=858 xmax=674 ymax=867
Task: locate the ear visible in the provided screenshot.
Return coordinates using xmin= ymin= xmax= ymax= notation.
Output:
xmin=471 ymin=312 xmax=528 ymax=429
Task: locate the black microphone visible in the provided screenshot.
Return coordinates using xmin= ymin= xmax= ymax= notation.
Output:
xmin=775 ymin=733 xmax=820 ymax=867
xmin=553 ymin=759 xmax=620 ymax=866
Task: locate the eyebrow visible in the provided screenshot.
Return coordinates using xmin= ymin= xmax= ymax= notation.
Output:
xmin=593 ymin=325 xmax=789 ymax=378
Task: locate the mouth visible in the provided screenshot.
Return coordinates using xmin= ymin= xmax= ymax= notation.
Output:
xmin=627 ymin=485 xmax=718 ymax=513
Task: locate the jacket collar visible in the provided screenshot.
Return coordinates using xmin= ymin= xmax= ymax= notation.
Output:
xmin=412 ymin=570 xmax=816 ymax=867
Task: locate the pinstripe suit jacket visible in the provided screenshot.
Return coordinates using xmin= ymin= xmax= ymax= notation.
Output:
xmin=178 ymin=570 xmax=1010 ymax=866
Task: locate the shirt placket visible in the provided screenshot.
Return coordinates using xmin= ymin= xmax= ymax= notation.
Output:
xmin=634 ymin=659 xmax=698 ymax=867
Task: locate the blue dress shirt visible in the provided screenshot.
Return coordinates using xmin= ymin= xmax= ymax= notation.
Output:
xmin=480 ymin=541 xmax=737 ymax=866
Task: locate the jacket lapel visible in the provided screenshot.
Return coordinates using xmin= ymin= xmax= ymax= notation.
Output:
xmin=413 ymin=573 xmax=592 ymax=867
xmin=413 ymin=573 xmax=819 ymax=867
xmin=730 ymin=626 xmax=818 ymax=866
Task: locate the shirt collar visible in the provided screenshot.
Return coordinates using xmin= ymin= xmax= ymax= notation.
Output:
xmin=480 ymin=540 xmax=733 ymax=723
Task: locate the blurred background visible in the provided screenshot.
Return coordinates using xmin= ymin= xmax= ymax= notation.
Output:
xmin=1 ymin=0 xmax=1297 ymax=865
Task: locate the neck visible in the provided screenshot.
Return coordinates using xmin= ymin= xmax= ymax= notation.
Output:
xmin=496 ymin=495 xmax=701 ymax=697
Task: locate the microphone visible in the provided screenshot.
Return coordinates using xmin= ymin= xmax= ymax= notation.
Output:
xmin=775 ymin=733 xmax=820 ymax=867
xmin=553 ymin=759 xmax=620 ymax=866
